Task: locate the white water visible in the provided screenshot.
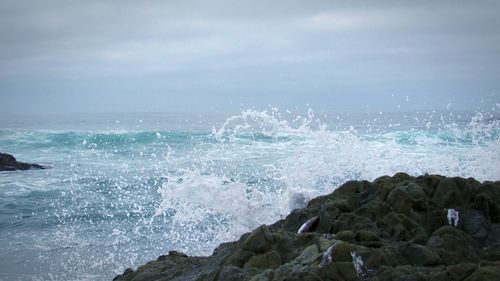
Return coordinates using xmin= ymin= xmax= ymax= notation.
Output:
xmin=0 ymin=109 xmax=499 ymax=280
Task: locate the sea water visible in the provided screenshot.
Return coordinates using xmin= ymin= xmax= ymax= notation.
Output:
xmin=0 ymin=109 xmax=499 ymax=280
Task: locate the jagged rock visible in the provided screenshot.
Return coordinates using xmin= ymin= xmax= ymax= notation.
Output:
xmin=113 ymin=174 xmax=500 ymax=281
xmin=0 ymin=152 xmax=45 ymax=171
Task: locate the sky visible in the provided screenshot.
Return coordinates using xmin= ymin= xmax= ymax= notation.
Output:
xmin=1 ymin=0 xmax=499 ymax=114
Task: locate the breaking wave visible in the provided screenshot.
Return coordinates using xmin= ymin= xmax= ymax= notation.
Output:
xmin=0 ymin=109 xmax=499 ymax=280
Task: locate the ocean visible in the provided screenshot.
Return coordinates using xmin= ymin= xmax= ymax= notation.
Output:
xmin=0 ymin=109 xmax=499 ymax=280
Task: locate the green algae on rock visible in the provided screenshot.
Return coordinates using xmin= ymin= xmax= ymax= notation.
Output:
xmin=113 ymin=174 xmax=500 ymax=281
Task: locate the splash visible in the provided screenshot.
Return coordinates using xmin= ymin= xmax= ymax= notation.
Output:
xmin=1 ymin=109 xmax=499 ymax=280
xmin=153 ymin=109 xmax=500 ymax=258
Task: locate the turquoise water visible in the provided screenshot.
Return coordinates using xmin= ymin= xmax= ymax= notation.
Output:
xmin=0 ymin=109 xmax=499 ymax=280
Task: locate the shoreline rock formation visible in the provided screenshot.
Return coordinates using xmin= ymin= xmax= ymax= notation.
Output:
xmin=0 ymin=152 xmax=45 ymax=171
xmin=114 ymin=173 xmax=500 ymax=281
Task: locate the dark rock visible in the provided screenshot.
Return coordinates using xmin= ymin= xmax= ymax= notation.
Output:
xmin=378 ymin=212 xmax=428 ymax=243
xmin=0 ymin=152 xmax=45 ymax=171
xmin=242 ymin=225 xmax=274 ymax=254
xmin=460 ymin=209 xmax=490 ymax=244
xmin=433 ymin=177 xmax=475 ymax=208
xmin=244 ymin=250 xmax=282 ymax=269
xmin=386 ymin=181 xmax=428 ymax=218
xmin=397 ymin=242 xmax=442 ymax=266
xmin=426 ymin=225 xmax=480 ymax=264
xmin=113 ymin=174 xmax=500 ymax=281
xmin=464 ymin=265 xmax=500 ymax=281
xmin=335 ymin=230 xmax=355 ymax=243
xmin=447 ymin=263 xmax=477 ymax=280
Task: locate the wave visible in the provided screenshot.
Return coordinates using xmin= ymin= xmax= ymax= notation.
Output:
xmin=1 ymin=109 xmax=499 ymax=280
xmin=151 ymin=109 xmax=500 ymax=256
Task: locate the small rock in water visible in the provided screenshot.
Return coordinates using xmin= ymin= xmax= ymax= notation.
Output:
xmin=297 ymin=216 xmax=319 ymax=234
xmin=447 ymin=208 xmax=459 ymax=227
xmin=0 ymin=152 xmax=45 ymax=171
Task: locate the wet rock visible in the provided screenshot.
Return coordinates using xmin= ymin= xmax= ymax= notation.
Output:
xmin=427 ymin=225 xmax=480 ymax=264
xmin=398 ymin=242 xmax=442 ymax=266
xmin=433 ymin=177 xmax=475 ymax=208
xmin=465 ymin=265 xmax=500 ymax=281
xmin=242 ymin=225 xmax=274 ymax=254
xmin=386 ymin=181 xmax=428 ymax=218
xmin=460 ymin=209 xmax=490 ymax=244
xmin=335 ymin=230 xmax=355 ymax=243
xmin=447 ymin=263 xmax=477 ymax=280
xmin=113 ymin=174 xmax=500 ymax=281
xmin=224 ymin=249 xmax=254 ymax=267
xmin=354 ymin=229 xmax=382 ymax=246
xmin=376 ymin=265 xmax=435 ymax=281
xmin=216 ymin=266 xmax=247 ymax=281
xmin=244 ymin=250 xmax=282 ymax=269
xmin=0 ymin=152 xmax=45 ymax=171
xmin=474 ymin=182 xmax=500 ymax=223
xmin=378 ymin=212 xmax=428 ymax=243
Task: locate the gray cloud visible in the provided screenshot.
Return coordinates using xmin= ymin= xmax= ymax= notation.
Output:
xmin=1 ymin=0 xmax=499 ymax=113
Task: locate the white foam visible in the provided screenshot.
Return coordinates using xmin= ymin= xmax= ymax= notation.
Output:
xmin=153 ymin=109 xmax=500 ymax=257
xmin=5 ymin=109 xmax=497 ymax=280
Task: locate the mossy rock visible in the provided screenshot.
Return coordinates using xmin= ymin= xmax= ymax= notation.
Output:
xmin=397 ymin=242 xmax=442 ymax=266
xmin=375 ymin=265 xmax=429 ymax=281
xmin=386 ymin=181 xmax=428 ymax=218
xmin=464 ymin=266 xmax=500 ymax=281
xmin=333 ymin=212 xmax=379 ymax=234
xmin=335 ymin=230 xmax=355 ymax=243
xmin=217 ymin=266 xmax=248 ymax=281
xmin=427 ymin=225 xmax=480 ymax=264
xmin=433 ymin=177 xmax=475 ymax=208
xmin=113 ymin=175 xmax=500 ymax=281
xmin=474 ymin=182 xmax=500 ymax=223
xmin=225 ymin=249 xmax=255 ymax=267
xmin=355 ymin=230 xmax=384 ymax=247
xmin=244 ymin=250 xmax=282 ymax=269
xmin=446 ymin=263 xmax=477 ymax=281
xmin=378 ymin=212 xmax=428 ymax=243
xmin=243 ymin=225 xmax=275 ymax=254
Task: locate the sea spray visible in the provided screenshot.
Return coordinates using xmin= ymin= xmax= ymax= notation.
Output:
xmin=0 ymin=109 xmax=499 ymax=280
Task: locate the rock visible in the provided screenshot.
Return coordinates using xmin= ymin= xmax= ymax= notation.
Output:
xmin=354 ymin=230 xmax=382 ymax=245
xmin=295 ymin=244 xmax=320 ymax=265
xmin=244 ymin=250 xmax=282 ymax=269
xmin=378 ymin=212 xmax=428 ymax=243
xmin=113 ymin=174 xmax=500 ymax=281
xmin=464 ymin=265 xmax=500 ymax=281
xmin=426 ymin=225 xmax=480 ymax=264
xmin=433 ymin=177 xmax=475 ymax=208
xmin=386 ymin=181 xmax=428 ymax=218
xmin=0 ymin=152 xmax=45 ymax=171
xmin=474 ymin=182 xmax=500 ymax=223
xmin=460 ymin=209 xmax=490 ymax=244
xmin=398 ymin=242 xmax=441 ymax=266
xmin=447 ymin=263 xmax=477 ymax=280
xmin=242 ymin=225 xmax=274 ymax=254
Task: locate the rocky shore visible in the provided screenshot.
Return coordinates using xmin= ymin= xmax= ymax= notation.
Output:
xmin=0 ymin=152 xmax=45 ymax=171
xmin=114 ymin=174 xmax=500 ymax=281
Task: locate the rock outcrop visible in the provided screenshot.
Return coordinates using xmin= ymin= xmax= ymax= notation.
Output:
xmin=0 ymin=152 xmax=45 ymax=171
xmin=113 ymin=174 xmax=500 ymax=281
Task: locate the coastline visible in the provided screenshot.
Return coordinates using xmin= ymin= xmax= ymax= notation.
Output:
xmin=113 ymin=173 xmax=500 ymax=281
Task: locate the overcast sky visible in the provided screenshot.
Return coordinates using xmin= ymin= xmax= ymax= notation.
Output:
xmin=1 ymin=0 xmax=499 ymax=113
